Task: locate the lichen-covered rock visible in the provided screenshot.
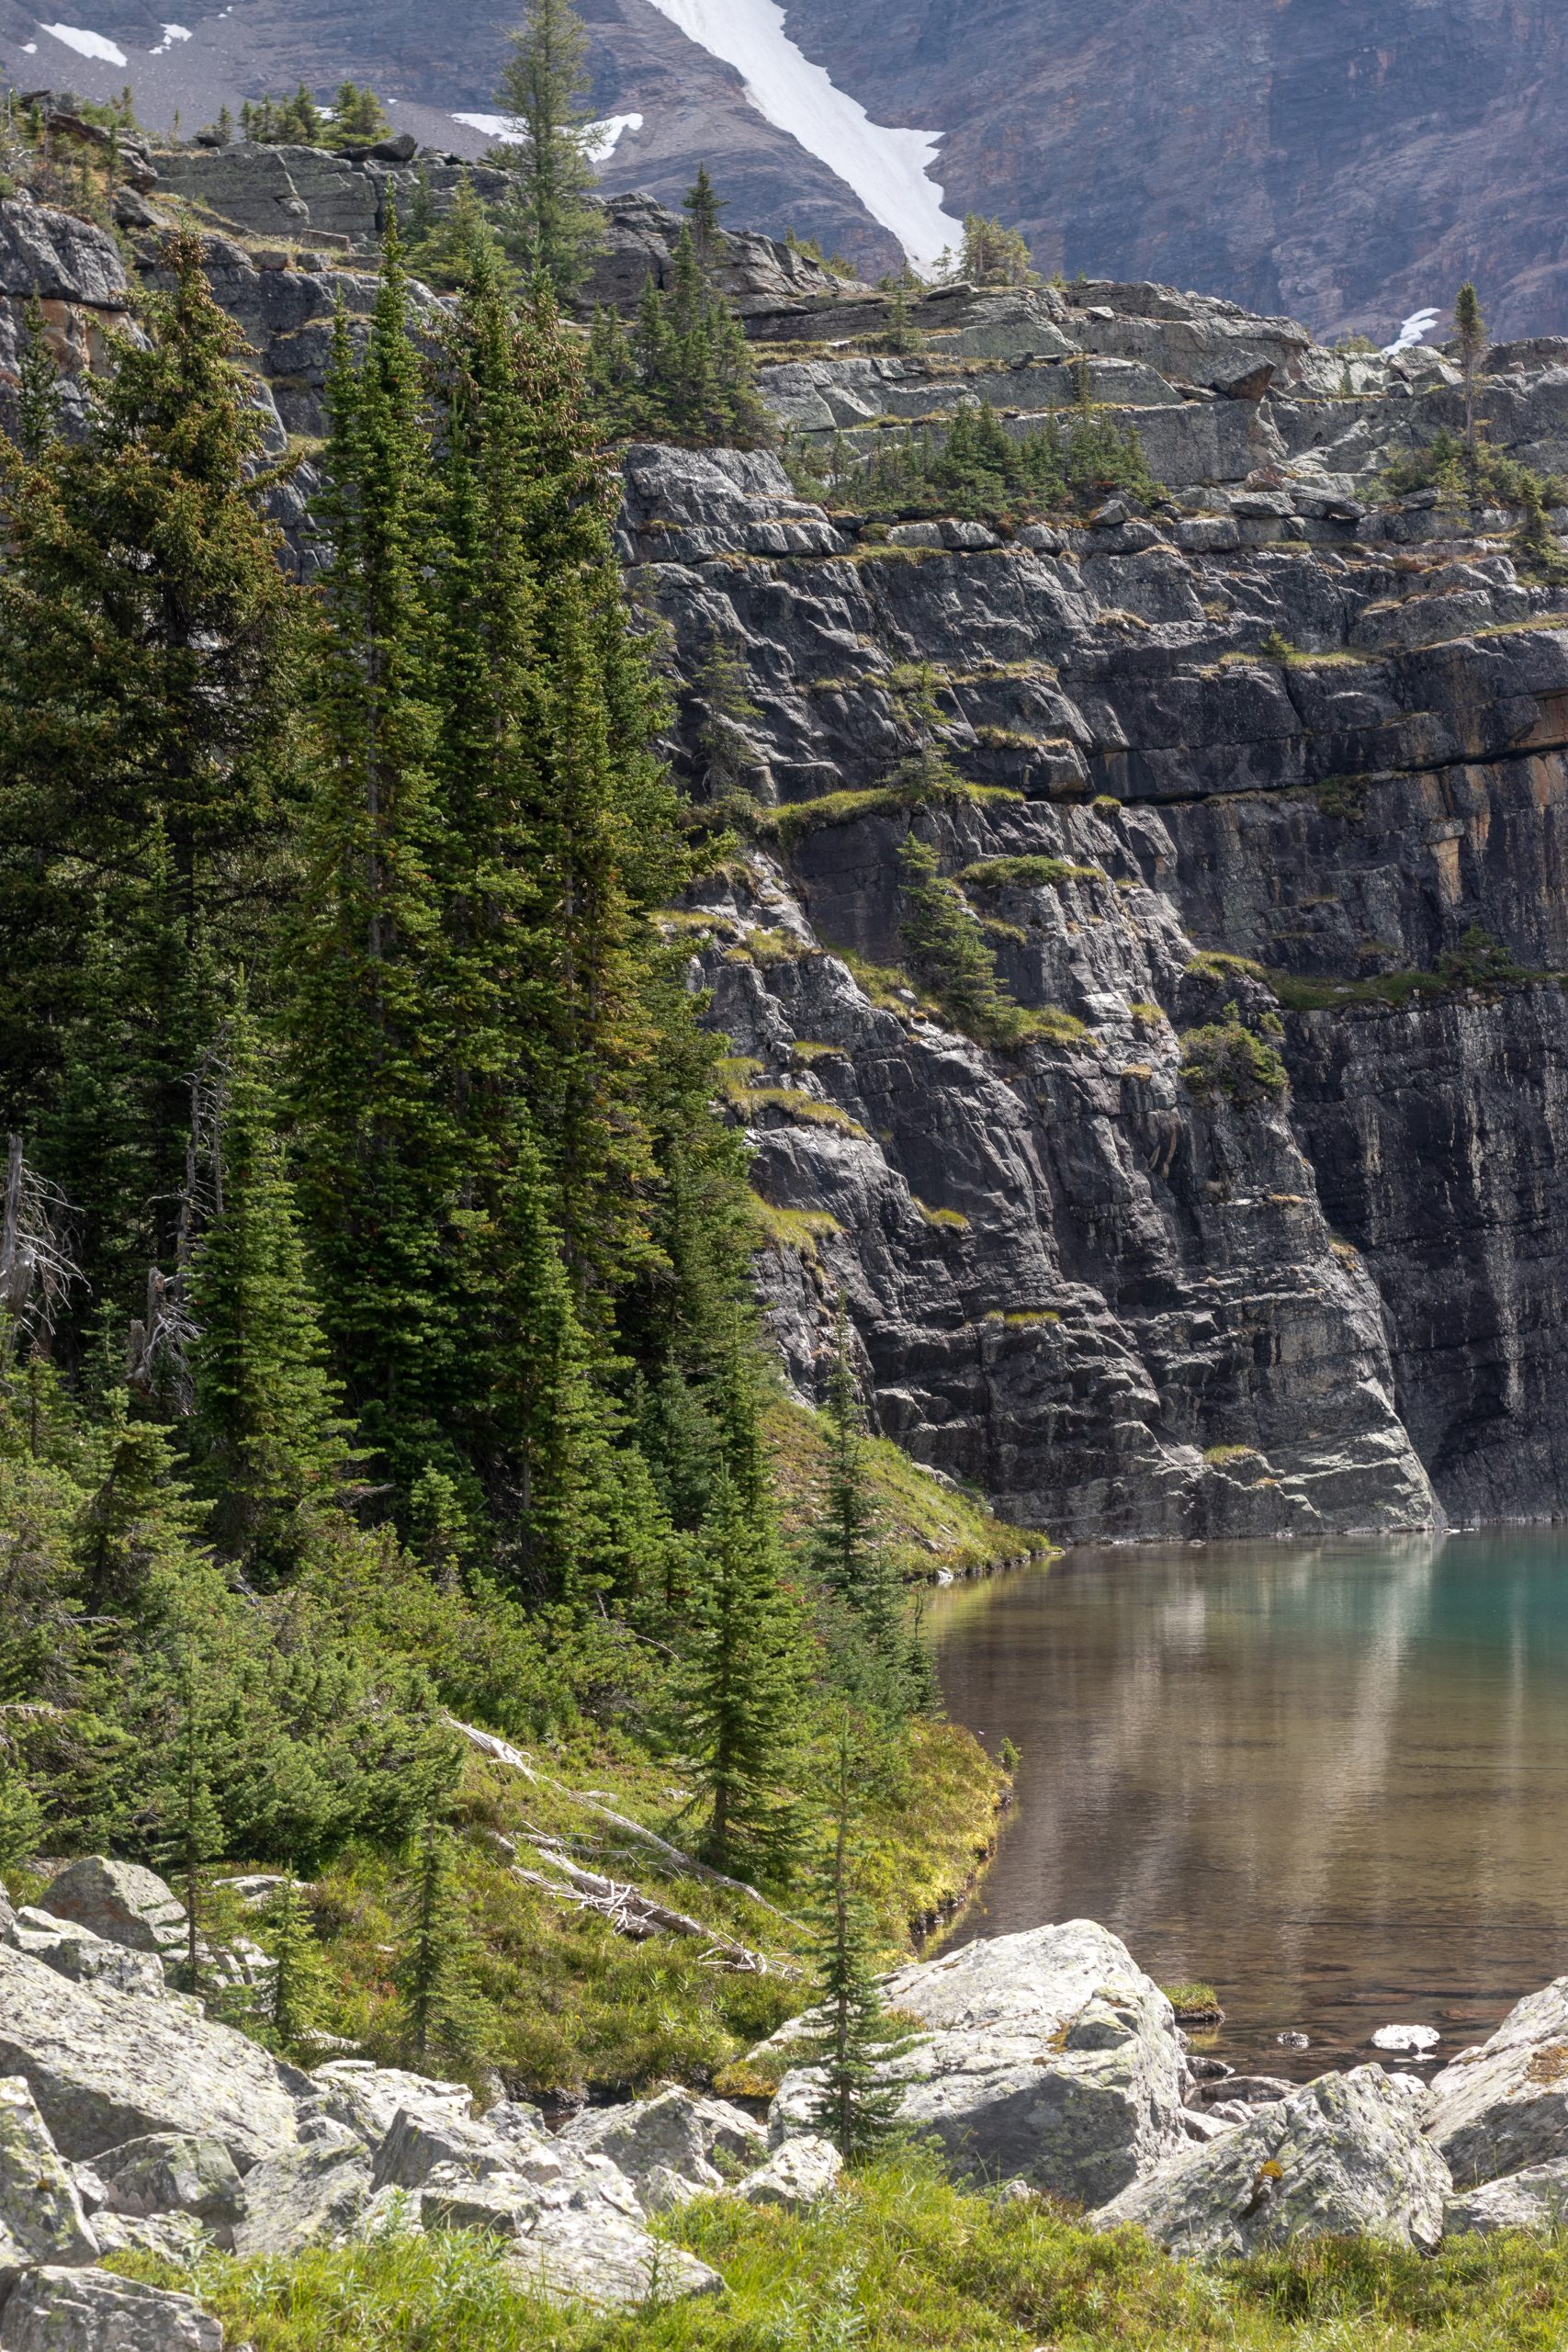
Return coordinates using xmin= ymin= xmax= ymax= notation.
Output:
xmin=3 ymin=1911 xmax=164 ymax=2000
xmin=35 ymin=1862 xmax=186 ymax=1959
xmin=1094 ymin=2066 xmax=1451 ymax=2255
xmin=369 ymin=2108 xmax=518 ymax=2193
xmin=736 ymin=2136 xmax=842 ymax=2210
xmin=0 ymin=2267 xmax=221 ymax=2352
xmin=0 ymin=2078 xmax=98 ymax=2274
xmin=1445 ymin=2154 xmax=1568 ymax=2235
xmin=0 ymin=1947 xmax=300 ymax=2166
xmin=94 ymin=2134 xmax=244 ymax=2228
xmin=766 ymin=1920 xmax=1189 ymax=2206
xmin=309 ymin=2062 xmax=470 ymax=2148
xmin=557 ymin=2089 xmax=733 ymax=2196
xmin=1426 ymin=1979 xmax=1568 ymax=2186
xmin=503 ymin=2211 xmax=723 ymax=2310
xmin=228 ymin=2140 xmax=374 ymax=2257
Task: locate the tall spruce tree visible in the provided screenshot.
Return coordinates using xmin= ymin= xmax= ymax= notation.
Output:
xmin=15 ymin=294 xmax=61 ymax=458
xmin=682 ymin=164 xmax=727 ymax=266
xmin=0 ymin=234 xmax=303 ymax=1319
xmin=1454 ymin=280 xmax=1486 ymax=465
xmin=494 ymin=0 xmax=603 ymax=297
xmin=806 ymin=1709 xmax=914 ymax=2160
xmin=187 ymin=996 xmax=351 ymax=1584
xmin=810 ymin=1306 xmax=930 ymax=1719
xmin=290 ymin=220 xmax=459 ymax=1495
xmin=677 ymin=1452 xmax=810 ymax=1883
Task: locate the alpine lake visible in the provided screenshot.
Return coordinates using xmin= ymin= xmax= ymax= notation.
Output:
xmin=928 ymin=1531 xmax=1568 ymax=2078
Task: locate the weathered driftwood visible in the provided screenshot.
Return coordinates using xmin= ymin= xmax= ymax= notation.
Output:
xmin=445 ymin=1715 xmax=790 ymax=1917
xmin=511 ymin=1851 xmax=795 ymax=1976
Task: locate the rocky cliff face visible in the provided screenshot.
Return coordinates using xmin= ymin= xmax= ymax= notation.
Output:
xmin=9 ymin=186 xmax=1568 ymax=1543
xmin=623 ymin=279 xmax=1568 ymax=1541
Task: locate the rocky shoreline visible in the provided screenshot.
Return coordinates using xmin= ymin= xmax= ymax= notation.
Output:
xmin=0 ymin=1855 xmax=1564 ymax=2342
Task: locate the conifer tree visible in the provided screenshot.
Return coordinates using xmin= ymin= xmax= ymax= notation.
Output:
xmin=677 ymin=1467 xmax=809 ymax=1883
xmin=693 ymin=632 xmax=763 ymax=813
xmin=290 ymin=219 xmax=458 ymax=1491
xmin=262 ymin=1873 xmax=332 ymax=2055
xmin=494 ymin=0 xmax=603 ymax=297
xmin=187 ymin=996 xmax=352 ymax=1583
xmin=898 ymin=834 xmax=1021 ymax=1044
xmin=394 ymin=1817 xmax=494 ymax=2073
xmin=15 ymin=294 xmax=60 ymax=458
xmin=1454 ymin=280 xmax=1486 ymax=464
xmin=810 ymin=1306 xmax=930 ymax=1718
xmin=806 ymin=1709 xmax=913 ymax=2160
xmin=151 ymin=1632 xmax=226 ymax=1991
xmin=0 ymin=234 xmax=302 ymax=1313
xmin=76 ymin=1396 xmax=207 ymax=1616
xmin=0 ymin=1714 xmax=44 ymax=1872
xmin=682 ymin=164 xmax=727 ymax=267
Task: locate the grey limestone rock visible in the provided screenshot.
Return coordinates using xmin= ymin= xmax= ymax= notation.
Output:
xmin=0 ymin=2078 xmax=98 ymax=2276
xmin=1426 ymin=1978 xmax=1568 ymax=2187
xmin=88 ymin=2213 xmax=213 ymax=2262
xmin=1444 ymin=2155 xmax=1568 ymax=2235
xmin=309 ymin=2061 xmax=470 ymax=2148
xmin=35 ymin=1861 xmax=186 ymax=1959
xmin=0 ymin=1946 xmax=300 ymax=2167
xmin=503 ymin=2211 xmax=722 ymax=2310
xmin=0 ymin=2267 xmax=221 ymax=2352
xmin=94 ymin=2134 xmax=243 ymax=2228
xmin=5 ymin=1912 xmax=164 ymax=2000
xmin=736 ymin=2136 xmax=842 ymax=2210
xmin=1094 ymin=2065 xmax=1451 ymax=2255
xmin=369 ymin=2108 xmax=519 ymax=2193
xmin=227 ymin=2140 xmax=374 ymax=2258
xmin=557 ymin=2088 xmax=739 ymax=2196
xmin=0 ymin=201 xmax=129 ymax=309
xmin=766 ymin=1920 xmax=1189 ymax=2206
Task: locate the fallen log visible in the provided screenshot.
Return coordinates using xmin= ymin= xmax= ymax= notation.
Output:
xmin=511 ymin=1854 xmax=797 ymax=1976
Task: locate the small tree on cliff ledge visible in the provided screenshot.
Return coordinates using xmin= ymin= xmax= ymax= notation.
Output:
xmin=1454 ymin=280 xmax=1486 ymax=465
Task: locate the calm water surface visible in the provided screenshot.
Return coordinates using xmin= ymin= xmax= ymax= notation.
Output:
xmin=928 ymin=1532 xmax=1568 ymax=2077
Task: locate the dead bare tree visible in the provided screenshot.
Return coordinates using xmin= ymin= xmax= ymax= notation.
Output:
xmin=0 ymin=1135 xmax=82 ymax=1352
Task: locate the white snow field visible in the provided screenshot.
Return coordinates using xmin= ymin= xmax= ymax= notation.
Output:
xmin=149 ymin=23 xmax=191 ymax=52
xmin=39 ymin=22 xmax=130 ymax=65
xmin=640 ymin=0 xmax=961 ymax=271
xmin=452 ymin=109 xmax=645 ymax=162
xmin=1382 ymin=306 xmax=1441 ymax=356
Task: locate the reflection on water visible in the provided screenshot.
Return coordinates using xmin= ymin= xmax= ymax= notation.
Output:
xmin=929 ymin=1532 xmax=1568 ymax=2076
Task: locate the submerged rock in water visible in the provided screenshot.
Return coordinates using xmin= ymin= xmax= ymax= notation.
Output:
xmin=1372 ymin=2025 xmax=1440 ymax=2054
xmin=1093 ymin=2064 xmax=1451 ymax=2255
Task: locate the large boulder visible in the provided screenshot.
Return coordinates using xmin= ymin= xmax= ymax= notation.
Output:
xmin=1426 ymin=1979 xmax=1568 ymax=2187
xmin=736 ymin=2136 xmax=842 ymax=2211
xmin=503 ymin=2211 xmax=722 ymax=2310
xmin=308 ymin=2061 xmax=470 ymax=2147
xmin=1094 ymin=2067 xmax=1451 ymax=2256
xmin=0 ymin=1946 xmax=301 ymax=2166
xmin=34 ymin=1862 xmax=186 ymax=1960
xmin=228 ymin=2138 xmax=374 ymax=2258
xmin=94 ymin=2134 xmax=244 ymax=2230
xmin=558 ymin=2089 xmax=760 ymax=2196
xmin=0 ymin=202 xmax=129 ymax=309
xmin=1445 ymin=2155 xmax=1568 ymax=2236
xmin=0 ymin=2267 xmax=220 ymax=2352
xmin=767 ymin=1921 xmax=1190 ymax=2207
xmin=0 ymin=2078 xmax=98 ymax=2275
xmin=3 ymin=1910 xmax=164 ymax=2000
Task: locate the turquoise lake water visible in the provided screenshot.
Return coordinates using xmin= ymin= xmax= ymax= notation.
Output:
xmin=928 ymin=1532 xmax=1568 ymax=2077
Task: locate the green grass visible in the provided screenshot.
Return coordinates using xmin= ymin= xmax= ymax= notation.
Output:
xmin=764 ymin=1396 xmax=1049 ymax=1589
xmin=763 ymin=781 xmax=1022 ymax=849
xmin=749 ymin=1199 xmax=843 ymax=1260
xmin=736 ymin=1088 xmax=871 ymax=1139
xmin=118 ymin=2142 xmax=1568 ymax=2352
xmin=958 ymin=857 xmax=1102 ymax=890
xmin=1162 ymin=1979 xmax=1222 ymax=2015
xmin=1202 ymin=1445 xmax=1260 ymax=1467
xmin=1184 ymin=950 xmax=1268 ymax=985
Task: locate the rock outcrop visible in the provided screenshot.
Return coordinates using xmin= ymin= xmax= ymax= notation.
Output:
xmin=1426 ymin=1980 xmax=1568 ymax=2187
xmin=1094 ymin=2067 xmax=1450 ymax=2255
xmin=767 ymin=1920 xmax=1190 ymax=2203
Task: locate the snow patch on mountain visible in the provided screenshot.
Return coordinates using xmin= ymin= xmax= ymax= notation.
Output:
xmin=149 ymin=23 xmax=191 ymax=52
xmin=452 ymin=110 xmax=645 ymax=163
xmin=39 ymin=21 xmax=128 ymax=64
xmin=638 ymin=0 xmax=960 ymax=271
xmin=1382 ymin=306 xmax=1441 ymax=356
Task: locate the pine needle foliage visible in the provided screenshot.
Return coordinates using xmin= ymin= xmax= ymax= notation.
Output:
xmin=394 ymin=1818 xmax=496 ymax=2075
xmin=805 ymin=1709 xmax=918 ymax=2160
xmin=0 ymin=233 xmax=304 ymax=1317
xmin=491 ymin=0 xmax=604 ymax=297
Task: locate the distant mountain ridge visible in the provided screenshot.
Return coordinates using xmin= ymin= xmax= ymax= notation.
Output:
xmin=6 ymin=0 xmax=1568 ymax=336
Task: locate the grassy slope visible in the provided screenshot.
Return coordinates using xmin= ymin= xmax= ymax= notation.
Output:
xmin=129 ymin=2145 xmax=1568 ymax=2352
xmin=288 ymin=1394 xmax=1032 ymax=2101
